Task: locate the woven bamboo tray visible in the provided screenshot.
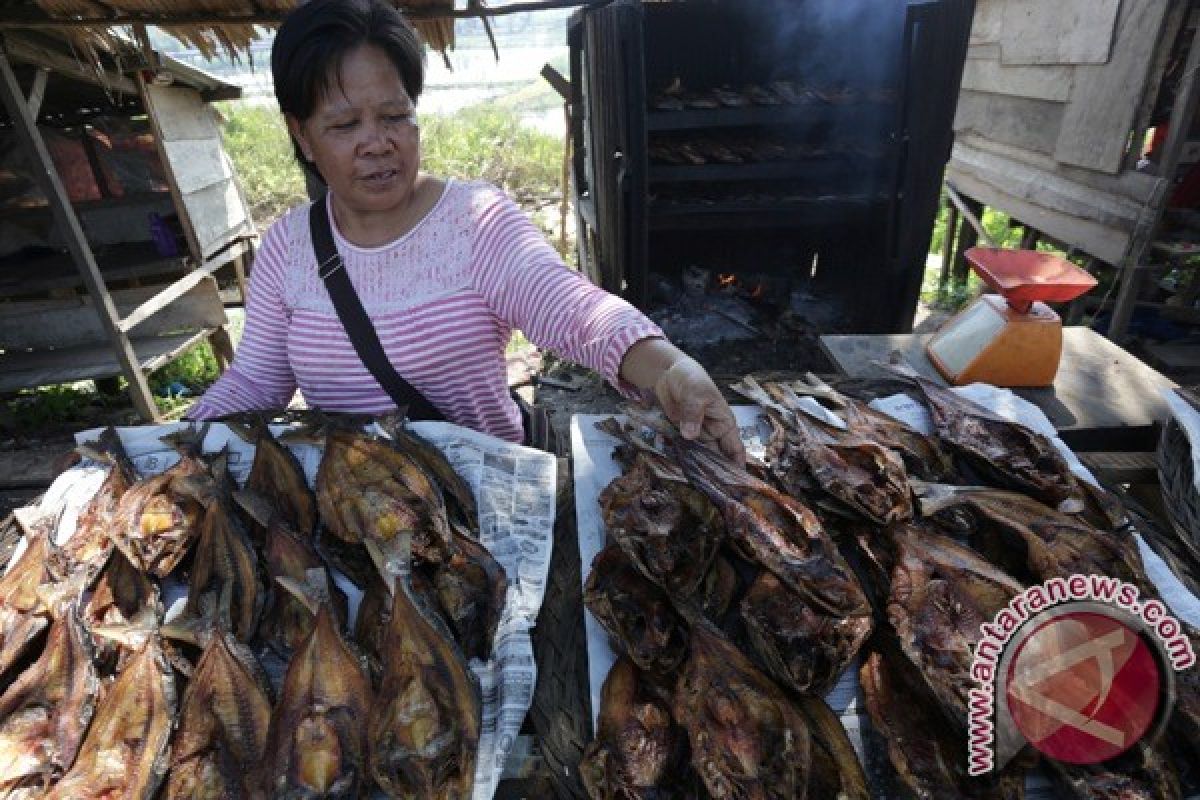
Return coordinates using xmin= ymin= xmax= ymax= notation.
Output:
xmin=1158 ymin=388 xmax=1200 ymax=542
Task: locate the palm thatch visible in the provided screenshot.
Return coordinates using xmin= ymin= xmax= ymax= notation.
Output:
xmin=9 ymin=0 xmax=459 ymax=62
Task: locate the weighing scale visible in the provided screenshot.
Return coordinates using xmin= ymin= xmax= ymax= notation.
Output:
xmin=926 ymin=247 xmax=1098 ymax=387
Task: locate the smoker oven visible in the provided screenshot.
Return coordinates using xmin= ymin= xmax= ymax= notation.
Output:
xmin=568 ymin=0 xmax=974 ymax=333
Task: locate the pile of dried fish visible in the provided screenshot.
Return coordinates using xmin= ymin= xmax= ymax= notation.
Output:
xmin=0 ymin=413 xmax=504 ymax=799
xmin=583 ymin=371 xmax=1197 ymax=799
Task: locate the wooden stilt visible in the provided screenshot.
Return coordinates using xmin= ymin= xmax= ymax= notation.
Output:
xmin=0 ymin=46 xmax=160 ymax=422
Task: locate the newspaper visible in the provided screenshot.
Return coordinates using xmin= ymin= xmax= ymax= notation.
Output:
xmin=572 ymin=391 xmax=1200 ymax=799
xmin=19 ymin=419 xmax=557 ymax=800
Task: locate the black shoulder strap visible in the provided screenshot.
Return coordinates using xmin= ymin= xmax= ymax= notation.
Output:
xmin=310 ymin=194 xmax=444 ymax=421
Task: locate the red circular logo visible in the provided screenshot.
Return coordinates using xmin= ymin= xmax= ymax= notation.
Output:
xmin=1005 ymin=611 xmax=1161 ymax=764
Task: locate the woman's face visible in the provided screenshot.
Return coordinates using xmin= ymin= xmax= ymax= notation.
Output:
xmin=287 ymin=44 xmax=420 ymax=217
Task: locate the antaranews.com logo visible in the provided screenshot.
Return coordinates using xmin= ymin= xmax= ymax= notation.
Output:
xmin=967 ymin=574 xmax=1195 ymax=774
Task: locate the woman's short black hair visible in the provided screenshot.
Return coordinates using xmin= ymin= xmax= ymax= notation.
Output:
xmin=272 ymin=0 xmax=425 ymax=179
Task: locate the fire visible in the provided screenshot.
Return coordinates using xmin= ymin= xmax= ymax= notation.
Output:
xmin=750 ymin=284 xmax=764 ymax=300
xmin=717 ymin=273 xmax=737 ymax=289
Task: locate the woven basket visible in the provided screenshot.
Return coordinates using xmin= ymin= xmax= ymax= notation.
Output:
xmin=1158 ymin=407 xmax=1200 ymax=543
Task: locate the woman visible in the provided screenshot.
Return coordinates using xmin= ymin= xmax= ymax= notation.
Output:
xmin=189 ymin=0 xmax=744 ymax=462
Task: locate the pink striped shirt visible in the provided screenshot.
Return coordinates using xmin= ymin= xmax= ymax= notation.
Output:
xmin=189 ymin=179 xmax=662 ymax=442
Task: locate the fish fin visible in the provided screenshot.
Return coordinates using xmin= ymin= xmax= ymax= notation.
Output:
xmin=273 ymin=574 xmax=324 ymax=617
xmin=910 ymin=480 xmax=974 ymax=516
xmin=232 ymin=487 xmax=276 ymax=528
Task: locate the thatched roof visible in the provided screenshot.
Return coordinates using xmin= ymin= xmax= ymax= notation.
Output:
xmin=0 ymin=0 xmax=458 ymax=60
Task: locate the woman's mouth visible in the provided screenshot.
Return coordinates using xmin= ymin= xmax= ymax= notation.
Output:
xmin=360 ymin=168 xmax=400 ymax=187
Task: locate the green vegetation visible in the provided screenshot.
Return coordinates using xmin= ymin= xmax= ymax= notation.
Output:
xmin=420 ymin=105 xmax=563 ymax=197
xmin=218 ymin=103 xmax=309 ymax=228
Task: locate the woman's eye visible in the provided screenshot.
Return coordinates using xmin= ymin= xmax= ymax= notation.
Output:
xmin=330 ymin=120 xmax=357 ymax=131
xmin=386 ymin=114 xmax=414 ymax=124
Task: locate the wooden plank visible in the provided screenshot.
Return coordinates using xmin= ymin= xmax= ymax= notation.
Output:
xmin=954 ymin=90 xmax=1063 ymax=156
xmin=186 ymin=178 xmax=252 ymax=261
xmin=161 ymin=138 xmax=233 ymax=195
xmin=961 ymin=57 xmax=1073 ymax=103
xmin=0 ymin=277 xmax=226 ymax=351
xmin=969 ymin=0 xmax=1004 ymax=45
xmin=819 ymin=327 xmax=1177 ymax=452
xmin=2 ymin=34 xmax=138 ymax=97
xmin=142 ymin=84 xmax=220 ymax=141
xmin=0 ymin=328 xmax=214 ymax=394
xmin=25 ymin=66 xmax=47 ymax=117
xmin=945 ymin=167 xmax=1131 ymax=264
xmin=0 ymin=50 xmax=159 ymax=422
xmin=0 ymin=445 xmax=67 ymax=489
xmin=949 ymin=141 xmax=1146 ymax=229
xmin=999 ymin=0 xmax=1120 ymax=66
xmin=1055 ymin=0 xmax=1173 ymax=174
xmin=954 ymin=134 xmax=1159 ymax=205
xmin=117 ymin=269 xmax=215 ymax=333
xmin=139 ymin=73 xmax=203 ymax=263
xmin=1076 ymin=451 xmax=1159 ymax=484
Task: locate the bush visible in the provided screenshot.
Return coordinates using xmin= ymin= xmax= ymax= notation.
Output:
xmin=420 ymin=106 xmax=563 ymax=197
xmin=218 ymin=103 xmax=309 ymax=228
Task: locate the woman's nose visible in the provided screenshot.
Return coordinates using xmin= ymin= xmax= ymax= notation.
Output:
xmin=357 ymin=120 xmax=394 ymax=154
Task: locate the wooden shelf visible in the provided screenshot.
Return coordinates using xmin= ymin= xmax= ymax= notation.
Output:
xmin=646 ymin=102 xmax=896 ymax=132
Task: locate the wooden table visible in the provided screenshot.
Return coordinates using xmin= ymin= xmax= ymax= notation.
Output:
xmin=820 ymin=327 xmax=1177 ymax=452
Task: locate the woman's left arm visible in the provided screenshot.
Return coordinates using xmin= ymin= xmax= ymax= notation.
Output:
xmin=470 ymin=187 xmax=743 ymax=462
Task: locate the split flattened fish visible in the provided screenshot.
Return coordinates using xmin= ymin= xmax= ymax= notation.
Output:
xmin=166 ymin=628 xmax=272 ymax=799
xmin=913 ymin=482 xmax=1147 ymax=589
xmin=661 ymin=420 xmax=869 ymax=618
xmin=580 ymin=656 xmax=691 ymax=800
xmin=883 ymin=361 xmax=1085 ymax=513
xmin=257 ymin=581 xmax=373 ymax=799
xmin=1047 ymin=742 xmax=1182 ymax=800
xmin=42 ymin=637 xmax=176 ymax=800
xmin=673 ymin=614 xmax=812 ymax=800
xmin=584 ymin=544 xmax=688 ymax=676
xmin=108 ymin=426 xmax=208 ymax=577
xmin=367 ymin=534 xmax=481 ymax=799
xmin=740 ymin=569 xmax=872 ymax=697
xmin=0 ymin=605 xmax=98 ymax=794
xmin=316 ymin=427 xmax=453 ymax=567
xmin=63 ymin=427 xmax=137 ymax=582
xmin=0 ymin=518 xmax=60 ymax=686
xmin=381 ymin=417 xmax=479 ymax=532
xmin=82 ymin=549 xmax=160 ymax=670
xmin=229 ymin=415 xmax=318 ymax=539
xmin=431 ymin=525 xmax=507 ymax=662
xmin=886 ymin=523 xmax=1024 ymax=723
xmin=597 ymin=418 xmax=723 ymax=600
xmin=236 ymin=489 xmax=347 ymax=656
xmin=860 ymin=649 xmax=1024 ymax=799
xmin=794 ymin=696 xmax=869 ymax=800
xmin=787 ymin=372 xmax=956 ymax=481
xmin=734 ymin=376 xmax=912 ymax=525
xmin=179 ymin=468 xmax=264 ymax=642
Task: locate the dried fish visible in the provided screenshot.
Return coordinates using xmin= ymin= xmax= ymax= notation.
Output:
xmin=109 ymin=427 xmax=207 ymax=577
xmin=787 ymin=372 xmax=955 ymax=481
xmin=860 ymin=649 xmax=1024 ymax=799
xmin=741 ymin=569 xmax=871 ymax=697
xmin=580 ymin=656 xmax=691 ymax=800
xmin=317 ymin=427 xmax=453 ymax=568
xmin=734 ymin=376 xmax=912 ymax=525
xmin=884 ymin=362 xmax=1085 ymax=513
xmin=181 ymin=479 xmax=264 ymax=642
xmin=887 ymin=523 xmax=1024 ymax=723
xmin=257 ymin=586 xmax=372 ymax=798
xmin=673 ymin=615 xmax=811 ymax=799
xmin=661 ymin=420 xmax=869 ymax=618
xmin=1047 ymin=742 xmax=1182 ymax=800
xmin=585 ymin=544 xmax=688 ymax=676
xmin=82 ymin=549 xmax=160 ymax=669
xmin=368 ymin=536 xmax=481 ymax=799
xmin=229 ymin=415 xmax=317 ymax=539
xmin=0 ymin=519 xmax=59 ymax=686
xmin=597 ymin=418 xmax=723 ymax=599
xmin=382 ymin=418 xmax=479 ymax=532
xmin=167 ymin=629 xmax=271 ymax=799
xmin=236 ymin=489 xmax=346 ymax=656
xmin=63 ymin=427 xmax=137 ymax=582
xmin=794 ymin=696 xmax=869 ymax=800
xmin=0 ymin=606 xmax=98 ymax=794
xmin=432 ymin=525 xmax=507 ymax=662
xmin=42 ymin=637 xmax=176 ymax=800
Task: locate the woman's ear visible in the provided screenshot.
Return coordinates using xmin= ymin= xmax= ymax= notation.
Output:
xmin=285 ymin=114 xmax=314 ymax=162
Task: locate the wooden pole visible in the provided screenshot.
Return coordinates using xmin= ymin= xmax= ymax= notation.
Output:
xmin=0 ymin=46 xmax=160 ymax=421
xmin=937 ymin=197 xmax=958 ymax=299
xmin=1110 ymin=22 xmax=1200 ymax=341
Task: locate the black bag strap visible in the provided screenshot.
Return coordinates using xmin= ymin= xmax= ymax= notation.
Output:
xmin=309 ymin=194 xmax=444 ymax=421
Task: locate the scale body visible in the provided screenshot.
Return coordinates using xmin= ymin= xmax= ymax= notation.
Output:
xmin=927 ymin=248 xmax=1097 ymax=388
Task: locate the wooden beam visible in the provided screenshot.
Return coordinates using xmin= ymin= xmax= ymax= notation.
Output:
xmin=25 ymin=66 xmax=47 ymax=117
xmin=1 ymin=34 xmax=137 ymax=96
xmin=540 ymin=64 xmax=571 ymax=102
xmin=1109 ymin=21 xmax=1200 ymax=340
xmin=0 ymin=0 xmax=607 ymax=27
xmin=137 ymin=74 xmax=204 ymax=266
xmin=117 ymin=268 xmax=211 ymax=334
xmin=0 ymin=48 xmax=160 ymax=422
